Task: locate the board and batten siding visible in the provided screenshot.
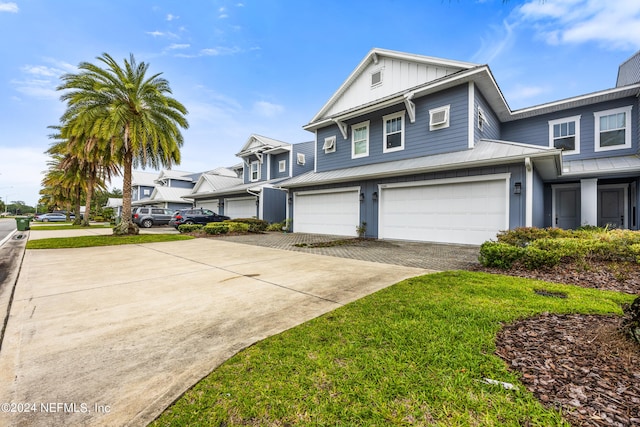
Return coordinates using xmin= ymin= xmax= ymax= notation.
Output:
xmin=324 ymin=56 xmax=464 ymax=119
xmin=315 ymin=84 xmax=470 ymax=173
xmin=501 ymin=96 xmax=638 ymax=160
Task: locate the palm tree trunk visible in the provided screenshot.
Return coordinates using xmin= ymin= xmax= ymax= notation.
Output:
xmin=73 ymin=188 xmax=82 ymax=225
xmin=113 ymin=148 xmax=138 ymax=234
xmin=82 ymin=177 xmax=93 ymax=227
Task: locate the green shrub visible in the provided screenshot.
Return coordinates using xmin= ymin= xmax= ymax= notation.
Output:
xmin=478 ymin=242 xmax=524 ymax=269
xmin=496 ymin=227 xmax=570 ymax=246
xmin=177 ymin=224 xmax=204 ymax=233
xmin=226 ymin=222 xmax=250 ymax=233
xmin=203 ymin=223 xmax=229 ymax=235
xmin=225 ymin=218 xmax=268 ymax=233
xmin=521 ymin=246 xmax=561 ymax=269
xmin=266 ymin=221 xmax=286 ymax=232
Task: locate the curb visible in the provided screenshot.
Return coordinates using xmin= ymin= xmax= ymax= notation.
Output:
xmin=0 ymin=230 xmax=28 ymax=354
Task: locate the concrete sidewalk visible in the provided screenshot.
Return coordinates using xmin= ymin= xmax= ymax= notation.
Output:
xmin=0 ymin=234 xmax=431 ymax=426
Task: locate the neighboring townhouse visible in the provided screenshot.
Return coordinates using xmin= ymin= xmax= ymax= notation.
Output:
xmin=279 ymin=48 xmax=640 ymax=245
xmin=187 ymin=134 xmax=314 ymax=222
xmin=131 ymin=169 xmax=199 ymax=210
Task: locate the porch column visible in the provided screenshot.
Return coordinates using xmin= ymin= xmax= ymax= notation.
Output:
xmin=580 ymin=178 xmax=598 ymax=226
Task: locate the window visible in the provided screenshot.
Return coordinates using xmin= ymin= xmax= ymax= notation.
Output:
xmin=429 ymin=105 xmax=450 ymax=130
xmin=594 ymin=106 xmax=632 ymax=152
xmin=143 ymin=189 xmax=150 ymax=196
xmin=351 ymin=121 xmax=369 ymax=158
xmin=371 ymin=70 xmax=382 ymax=87
xmin=278 ymin=159 xmax=286 ymax=173
xmin=322 ymin=136 xmax=336 ymax=154
xmin=250 ymin=161 xmax=260 ymax=181
xmin=297 ymin=153 xmax=306 ymax=165
xmin=548 ymin=115 xmax=581 ymax=155
xmin=383 ymin=111 xmax=405 ymax=153
xmin=478 ymin=108 xmax=485 ymax=132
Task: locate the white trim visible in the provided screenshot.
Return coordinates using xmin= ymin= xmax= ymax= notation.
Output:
xmin=296 ymin=152 xmax=306 ymax=165
xmin=382 ymin=111 xmax=405 ymax=153
xmin=322 ymin=135 xmax=336 ymax=153
xmin=525 ymin=157 xmax=533 ymax=227
xmin=468 ymin=82 xmax=475 ymax=149
xmin=278 ymin=159 xmax=286 ymax=173
xmin=548 ymin=115 xmax=581 ymax=155
xmin=429 ymin=105 xmax=450 ymax=130
xmin=594 ymin=106 xmax=633 ymax=152
xmin=312 ymin=130 xmax=317 ymax=174
xmin=351 ymin=120 xmax=370 ymax=159
xmin=249 ymin=161 xmax=260 ymax=182
xmin=294 ymin=186 xmax=361 ymax=197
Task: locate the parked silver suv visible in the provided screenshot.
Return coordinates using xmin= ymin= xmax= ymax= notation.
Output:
xmin=132 ymin=207 xmax=175 ymax=228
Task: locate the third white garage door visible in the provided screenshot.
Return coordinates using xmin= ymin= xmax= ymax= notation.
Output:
xmin=294 ymin=188 xmax=360 ymax=236
xmin=379 ymin=175 xmax=509 ymax=245
xmin=225 ymin=197 xmax=257 ymax=219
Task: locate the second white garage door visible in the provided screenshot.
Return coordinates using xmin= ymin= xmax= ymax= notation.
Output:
xmin=195 ymin=199 xmax=220 ymax=214
xmin=294 ymin=188 xmax=360 ymax=236
xmin=225 ymin=197 xmax=257 ymax=219
xmin=379 ymin=176 xmax=509 ymax=245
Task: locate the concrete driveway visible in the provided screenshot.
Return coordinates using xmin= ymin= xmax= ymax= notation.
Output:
xmin=0 ymin=237 xmax=431 ymax=426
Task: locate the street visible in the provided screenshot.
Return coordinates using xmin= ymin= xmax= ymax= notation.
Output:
xmin=0 ymin=218 xmax=17 ymax=246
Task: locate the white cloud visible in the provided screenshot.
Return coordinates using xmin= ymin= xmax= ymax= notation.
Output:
xmin=471 ymin=20 xmax=516 ymax=64
xmin=166 ymin=13 xmax=178 ymax=21
xmin=146 ymin=30 xmax=178 ymax=39
xmin=0 ymin=2 xmax=18 ymax=13
xmin=166 ymin=43 xmax=190 ymax=51
xmin=253 ymin=101 xmax=284 ymax=118
xmin=516 ymin=0 xmax=640 ymax=50
xmin=200 ymin=46 xmax=242 ymax=56
xmin=12 ymin=59 xmax=75 ymax=99
xmin=506 ymin=84 xmax=550 ymax=105
xmin=0 ymin=147 xmax=48 ymax=205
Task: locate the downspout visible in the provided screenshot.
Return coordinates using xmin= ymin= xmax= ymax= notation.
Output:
xmin=525 ymin=157 xmax=533 ymax=227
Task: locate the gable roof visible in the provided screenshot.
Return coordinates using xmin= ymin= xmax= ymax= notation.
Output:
xmin=189 ymin=173 xmax=243 ymax=196
xmin=155 ymin=169 xmax=197 ymax=183
xmin=236 ymin=134 xmax=291 ymax=157
xmin=308 ymin=48 xmax=478 ymax=126
xmin=147 ymin=186 xmax=192 ymax=203
xmin=131 ymin=171 xmax=158 ymax=187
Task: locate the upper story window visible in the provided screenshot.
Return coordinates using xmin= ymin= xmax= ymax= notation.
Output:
xmin=297 ymin=153 xmax=306 ymax=165
xmin=594 ymin=106 xmax=632 ymax=152
xmin=548 ymin=115 xmax=581 ymax=155
xmin=278 ymin=159 xmax=286 ymax=173
xmin=351 ymin=121 xmax=370 ymax=159
xmin=383 ymin=111 xmax=405 ymax=153
xmin=322 ymin=136 xmax=336 ymax=154
xmin=429 ymin=105 xmax=450 ymax=131
xmin=371 ymin=70 xmax=383 ymax=87
xmin=250 ymin=161 xmax=260 ymax=181
xmin=478 ymin=108 xmax=486 ymax=132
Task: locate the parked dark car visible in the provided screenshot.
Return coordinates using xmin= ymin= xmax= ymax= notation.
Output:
xmin=132 ymin=207 xmax=175 ymax=228
xmin=169 ymin=208 xmax=230 ymax=228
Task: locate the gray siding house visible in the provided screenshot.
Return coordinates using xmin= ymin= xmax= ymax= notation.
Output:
xmin=186 ymin=134 xmax=314 ymax=223
xmin=279 ymin=48 xmax=640 ymax=245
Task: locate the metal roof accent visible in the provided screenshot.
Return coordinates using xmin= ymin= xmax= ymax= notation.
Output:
xmin=279 ymin=139 xmax=561 ymax=188
xmin=185 ymin=178 xmax=290 ymax=199
xmin=561 ymin=154 xmax=640 ymax=177
xmin=131 ymin=171 xmax=158 ymax=187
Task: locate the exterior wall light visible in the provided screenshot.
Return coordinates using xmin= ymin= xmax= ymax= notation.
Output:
xmin=372 ymin=191 xmax=378 ymax=201
xmin=514 ymin=182 xmax=522 ymax=195
xmin=360 ymin=192 xmax=365 ymax=202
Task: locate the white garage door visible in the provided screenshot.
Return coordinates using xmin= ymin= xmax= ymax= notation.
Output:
xmin=225 ymin=197 xmax=257 ymax=219
xmin=294 ymin=188 xmax=360 ymax=236
xmin=379 ymin=176 xmax=508 ymax=245
xmin=195 ymin=199 xmax=219 ymax=214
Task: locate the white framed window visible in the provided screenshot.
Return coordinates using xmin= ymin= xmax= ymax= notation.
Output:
xmin=322 ymin=136 xmax=336 ymax=154
xmin=478 ymin=108 xmax=486 ymax=132
xmin=548 ymin=115 xmax=581 ymax=155
xmin=370 ymin=69 xmax=383 ymax=87
xmin=594 ymin=106 xmax=632 ymax=152
xmin=250 ymin=161 xmax=260 ymax=181
xmin=278 ymin=159 xmax=286 ymax=173
xmin=351 ymin=121 xmax=369 ymax=159
xmin=296 ymin=153 xmax=306 ymax=165
xmin=429 ymin=105 xmax=450 ymax=131
xmin=383 ymin=111 xmax=405 ymax=153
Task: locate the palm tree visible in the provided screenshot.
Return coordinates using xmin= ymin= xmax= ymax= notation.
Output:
xmin=41 ymin=151 xmax=83 ymax=222
xmin=57 ymin=53 xmax=188 ymax=234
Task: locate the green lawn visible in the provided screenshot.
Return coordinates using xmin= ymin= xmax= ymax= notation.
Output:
xmin=29 ymin=223 xmax=112 ymax=230
xmin=26 ymin=234 xmax=193 ymax=249
xmin=151 ymin=271 xmax=633 ymax=426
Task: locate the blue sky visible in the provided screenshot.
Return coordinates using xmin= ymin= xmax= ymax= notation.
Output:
xmin=1 ymin=0 xmax=640 ymax=207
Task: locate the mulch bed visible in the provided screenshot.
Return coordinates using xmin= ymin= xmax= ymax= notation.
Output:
xmin=473 ymin=262 xmax=640 ymax=426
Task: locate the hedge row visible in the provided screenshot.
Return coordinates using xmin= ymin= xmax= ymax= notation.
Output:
xmin=177 ymin=219 xmax=269 ymax=234
xmin=479 ymin=227 xmax=640 ymax=270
